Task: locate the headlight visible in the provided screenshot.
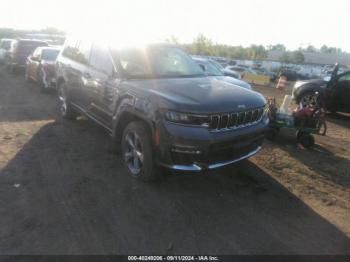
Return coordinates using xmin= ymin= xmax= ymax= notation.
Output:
xmin=164 ymin=110 xmax=210 ymax=127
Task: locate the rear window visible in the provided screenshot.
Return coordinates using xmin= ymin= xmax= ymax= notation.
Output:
xmin=41 ymin=49 xmax=60 ymax=61
xmin=17 ymin=41 xmax=47 ymax=52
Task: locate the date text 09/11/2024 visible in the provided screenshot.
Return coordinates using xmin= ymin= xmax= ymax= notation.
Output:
xmin=127 ymin=256 xmax=219 ymax=261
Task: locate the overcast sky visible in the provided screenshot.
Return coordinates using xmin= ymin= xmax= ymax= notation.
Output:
xmin=1 ymin=0 xmax=349 ymax=51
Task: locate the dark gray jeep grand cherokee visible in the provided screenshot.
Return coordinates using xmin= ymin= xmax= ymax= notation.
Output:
xmin=55 ymin=38 xmax=268 ymax=181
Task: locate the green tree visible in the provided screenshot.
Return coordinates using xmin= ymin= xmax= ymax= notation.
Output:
xmin=267 ymin=44 xmax=286 ymax=52
xmin=40 ymin=27 xmax=65 ymax=35
xmin=247 ymin=45 xmax=267 ymax=60
xmin=165 ymin=35 xmax=179 ymax=45
xmin=320 ymin=45 xmax=343 ymax=54
xmin=191 ymin=34 xmax=214 ymax=56
xmin=305 ymin=45 xmax=317 ymax=52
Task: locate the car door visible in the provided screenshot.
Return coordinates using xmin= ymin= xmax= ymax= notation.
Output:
xmin=31 ymin=48 xmax=42 ymax=81
xmin=27 ymin=48 xmax=40 ymax=80
xmin=333 ymin=72 xmax=350 ymax=112
xmin=85 ymin=44 xmax=118 ymax=127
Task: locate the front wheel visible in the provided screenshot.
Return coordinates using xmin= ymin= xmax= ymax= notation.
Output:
xmin=57 ymin=82 xmax=78 ymax=120
xmin=121 ymin=121 xmax=159 ymax=181
xmin=297 ymin=131 xmax=315 ymax=149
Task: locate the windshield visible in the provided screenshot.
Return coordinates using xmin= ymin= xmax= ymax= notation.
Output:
xmin=197 ymin=60 xmax=223 ymax=76
xmin=209 ymin=60 xmax=224 ymax=71
xmin=18 ymin=41 xmax=47 ymax=54
xmin=0 ymin=40 xmax=12 ymax=50
xmin=41 ymin=49 xmax=60 ymax=61
xmin=114 ymin=46 xmax=205 ymax=79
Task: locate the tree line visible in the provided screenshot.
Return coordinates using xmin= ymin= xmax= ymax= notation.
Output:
xmin=167 ymin=34 xmax=346 ymax=64
xmin=0 ymin=27 xmax=65 ymax=39
xmin=1 ymin=28 xmax=345 ymax=64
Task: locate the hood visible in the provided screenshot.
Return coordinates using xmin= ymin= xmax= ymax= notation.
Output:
xmin=294 ymin=78 xmax=327 ymax=89
xmin=213 ymin=76 xmax=251 ymax=90
xmin=121 ymin=77 xmax=266 ymax=114
xmin=223 ymin=68 xmax=239 ymax=76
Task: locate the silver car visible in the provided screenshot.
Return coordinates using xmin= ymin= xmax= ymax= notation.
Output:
xmin=193 ymin=57 xmax=252 ymax=90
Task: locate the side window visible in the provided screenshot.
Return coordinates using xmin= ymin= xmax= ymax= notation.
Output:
xmin=32 ymin=48 xmax=40 ymax=59
xmin=62 ymin=38 xmax=90 ymax=65
xmin=62 ymin=38 xmax=79 ymax=60
xmin=338 ymin=72 xmax=350 ymax=82
xmin=89 ymin=45 xmax=114 ymax=76
xmin=76 ymin=40 xmax=91 ymax=65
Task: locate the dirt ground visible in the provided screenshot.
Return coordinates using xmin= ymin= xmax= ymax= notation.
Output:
xmin=0 ymin=66 xmax=349 ymax=254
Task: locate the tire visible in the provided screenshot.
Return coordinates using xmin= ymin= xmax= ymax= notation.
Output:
xmin=57 ymin=82 xmax=79 ymax=120
xmin=297 ymin=132 xmax=315 ymax=149
xmin=121 ymin=121 xmax=159 ymax=181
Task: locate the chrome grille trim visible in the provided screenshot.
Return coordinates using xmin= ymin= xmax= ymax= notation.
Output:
xmin=219 ymin=114 xmax=230 ymax=129
xmin=209 ymin=107 xmax=264 ymax=131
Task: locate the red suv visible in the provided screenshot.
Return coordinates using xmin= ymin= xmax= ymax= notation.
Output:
xmin=25 ymin=46 xmax=61 ymax=92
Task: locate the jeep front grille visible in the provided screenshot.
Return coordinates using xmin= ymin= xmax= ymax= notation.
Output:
xmin=209 ymin=107 xmax=264 ymax=131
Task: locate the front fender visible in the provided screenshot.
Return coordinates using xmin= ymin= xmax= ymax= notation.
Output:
xmin=112 ymin=94 xmax=159 ymax=139
xmin=293 ymin=84 xmax=324 ymax=102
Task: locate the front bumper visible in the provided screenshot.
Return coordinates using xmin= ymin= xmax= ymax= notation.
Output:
xmin=157 ymin=119 xmax=267 ymax=171
xmin=162 ymin=146 xmax=261 ymax=171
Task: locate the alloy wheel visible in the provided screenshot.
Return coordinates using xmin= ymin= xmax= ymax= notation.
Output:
xmin=123 ymin=131 xmax=144 ymax=175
